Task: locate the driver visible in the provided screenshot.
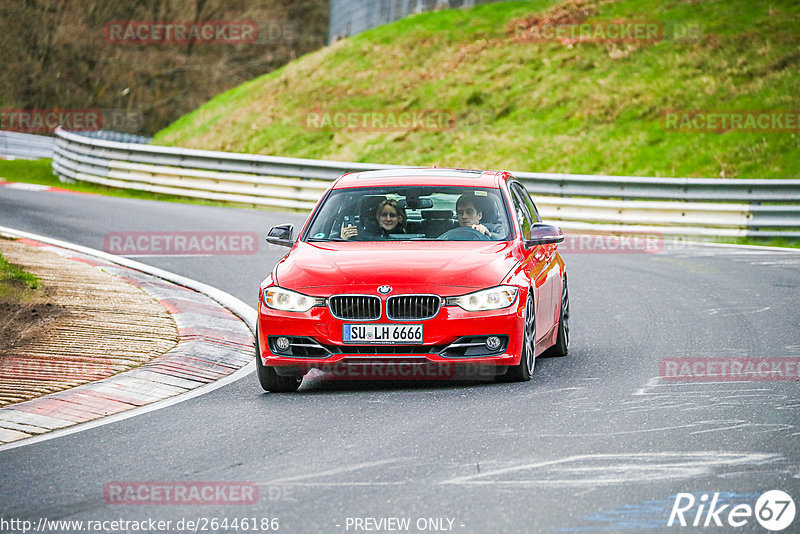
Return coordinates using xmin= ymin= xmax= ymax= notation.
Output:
xmin=456 ymin=193 xmax=502 ymax=239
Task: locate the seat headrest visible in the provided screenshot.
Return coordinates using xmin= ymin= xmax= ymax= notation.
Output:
xmin=359 ymin=195 xmax=387 ymax=230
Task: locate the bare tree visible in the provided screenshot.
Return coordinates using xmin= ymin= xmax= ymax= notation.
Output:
xmin=0 ymin=0 xmax=328 ymax=134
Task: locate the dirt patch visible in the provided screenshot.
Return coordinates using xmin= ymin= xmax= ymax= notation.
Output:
xmin=0 ymin=299 xmax=64 ymax=355
xmin=508 ymin=0 xmax=611 ymax=29
xmin=0 ymin=247 xmax=64 ymax=356
xmin=0 ymin=238 xmax=179 ymax=407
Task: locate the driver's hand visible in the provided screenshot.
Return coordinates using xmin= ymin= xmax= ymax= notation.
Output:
xmin=471 ymin=224 xmax=490 ymax=236
xmin=341 ymin=222 xmax=358 ymax=240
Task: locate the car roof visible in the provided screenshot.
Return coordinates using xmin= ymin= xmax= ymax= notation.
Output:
xmin=332 ymin=168 xmax=510 ymax=189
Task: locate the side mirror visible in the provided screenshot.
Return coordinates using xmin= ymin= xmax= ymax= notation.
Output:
xmin=266 ymin=224 xmax=294 ymax=247
xmin=525 ymin=223 xmax=564 ymax=247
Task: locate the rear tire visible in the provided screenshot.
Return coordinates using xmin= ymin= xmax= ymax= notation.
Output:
xmin=255 ymin=327 xmax=302 ymax=392
xmin=543 ymin=274 xmax=569 ymax=358
xmin=498 ymin=293 xmax=535 ymax=382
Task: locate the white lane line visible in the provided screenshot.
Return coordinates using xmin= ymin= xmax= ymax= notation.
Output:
xmin=634 ymin=376 xmax=782 ymax=397
xmin=703 ymin=306 xmax=771 ymax=316
xmin=260 ymin=457 xmax=414 ymax=485
xmin=441 ymin=456 xmax=569 ymax=485
xmin=536 ymin=423 xmax=702 ymax=438
xmin=689 ymin=421 xmax=795 ymax=436
xmin=439 ymin=452 xmax=781 ymax=487
xmin=634 ymin=376 xmax=661 ymax=395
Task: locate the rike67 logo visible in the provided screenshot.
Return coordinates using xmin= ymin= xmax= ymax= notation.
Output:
xmin=668 ymin=490 xmax=796 ymax=531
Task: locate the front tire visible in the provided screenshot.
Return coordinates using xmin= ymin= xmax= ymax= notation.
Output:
xmin=499 ymin=293 xmax=535 ymax=382
xmin=255 ymin=327 xmax=302 ymax=392
xmin=543 ymin=274 xmax=569 ymax=358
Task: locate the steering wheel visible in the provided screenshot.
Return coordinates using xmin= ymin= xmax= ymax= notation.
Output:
xmin=437 ymin=226 xmax=490 ymax=241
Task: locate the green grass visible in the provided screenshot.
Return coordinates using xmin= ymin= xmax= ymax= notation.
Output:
xmin=0 ymin=251 xmax=40 ymax=291
xmin=0 ymin=159 xmax=283 ymax=210
xmin=153 ymin=0 xmax=800 ymax=179
xmin=0 ymin=159 xmax=60 ymax=184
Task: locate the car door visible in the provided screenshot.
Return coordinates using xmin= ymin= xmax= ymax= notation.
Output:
xmin=509 ymin=182 xmax=559 ymax=343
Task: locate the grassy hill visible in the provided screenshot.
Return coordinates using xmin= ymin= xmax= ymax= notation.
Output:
xmin=153 ymin=0 xmax=800 ymax=178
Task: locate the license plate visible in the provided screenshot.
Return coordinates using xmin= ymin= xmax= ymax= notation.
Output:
xmin=343 ymin=324 xmax=423 ymax=344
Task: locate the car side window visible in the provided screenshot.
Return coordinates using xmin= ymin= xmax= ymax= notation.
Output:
xmin=510 ymin=182 xmax=541 ymax=223
xmin=509 ymin=186 xmax=532 ymax=240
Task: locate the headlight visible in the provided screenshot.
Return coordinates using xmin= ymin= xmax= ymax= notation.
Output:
xmin=446 ymin=286 xmax=518 ymax=311
xmin=263 ymin=287 xmax=323 ymax=312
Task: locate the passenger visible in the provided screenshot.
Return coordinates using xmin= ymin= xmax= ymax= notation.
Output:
xmin=341 ymin=199 xmax=406 ymax=240
xmin=455 ymin=193 xmax=502 ymax=239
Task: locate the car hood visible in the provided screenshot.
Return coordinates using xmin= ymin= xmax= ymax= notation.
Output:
xmin=275 ymin=241 xmax=519 ymax=292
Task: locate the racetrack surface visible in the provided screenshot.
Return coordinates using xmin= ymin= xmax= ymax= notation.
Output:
xmin=1 ymin=188 xmax=799 ymax=533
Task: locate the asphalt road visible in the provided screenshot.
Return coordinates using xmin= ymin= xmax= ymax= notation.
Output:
xmin=1 ymin=187 xmax=799 ymax=533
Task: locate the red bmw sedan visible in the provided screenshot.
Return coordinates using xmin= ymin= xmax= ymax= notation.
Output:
xmin=257 ymin=169 xmax=568 ymax=392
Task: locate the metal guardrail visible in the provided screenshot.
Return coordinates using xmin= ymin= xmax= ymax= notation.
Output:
xmin=1 ymin=130 xmax=151 ymax=160
xmin=52 ymin=128 xmax=800 ymax=238
xmin=77 ymin=131 xmax=153 ymax=144
xmin=0 ymin=131 xmax=56 ymax=159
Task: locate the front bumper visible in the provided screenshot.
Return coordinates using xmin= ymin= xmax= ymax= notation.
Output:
xmin=257 ymin=294 xmax=526 ymax=370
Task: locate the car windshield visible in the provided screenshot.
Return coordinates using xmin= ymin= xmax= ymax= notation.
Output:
xmin=304 ymin=186 xmax=512 ymax=242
